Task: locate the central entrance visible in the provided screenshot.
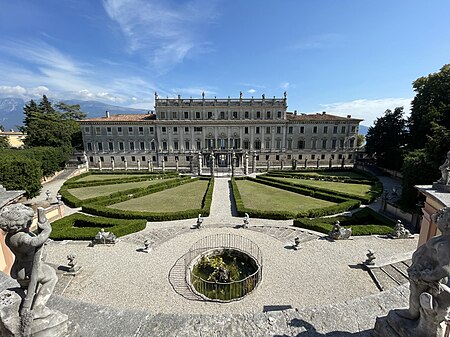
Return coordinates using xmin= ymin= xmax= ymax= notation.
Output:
xmin=218 ymin=154 xmax=227 ymax=167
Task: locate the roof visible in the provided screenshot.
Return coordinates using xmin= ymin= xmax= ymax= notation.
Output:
xmin=0 ymin=185 xmax=26 ymax=209
xmin=0 ymin=131 xmax=25 ymax=136
xmin=286 ymin=112 xmax=363 ymax=122
xmin=81 ymin=114 xmax=156 ymax=123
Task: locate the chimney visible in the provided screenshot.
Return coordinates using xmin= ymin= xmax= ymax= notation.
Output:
xmin=347 ymin=115 xmax=351 ymax=118
xmin=105 ymin=111 xmax=110 ymax=118
xmin=294 ymin=110 xmax=297 ymax=115
xmin=322 ymin=111 xmax=326 ymax=115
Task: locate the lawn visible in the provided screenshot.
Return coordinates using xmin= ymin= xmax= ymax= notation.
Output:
xmin=68 ymin=179 xmax=174 ymax=200
xmin=270 ymin=177 xmax=372 ymax=197
xmin=277 ymin=171 xmax=368 ymax=180
xmin=235 ymin=180 xmax=336 ymax=212
xmin=108 ymin=179 xmax=209 ymax=212
xmin=76 ymin=174 xmax=152 ymax=182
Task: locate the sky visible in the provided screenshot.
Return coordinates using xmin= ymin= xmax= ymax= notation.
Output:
xmin=0 ymin=0 xmax=449 ymax=126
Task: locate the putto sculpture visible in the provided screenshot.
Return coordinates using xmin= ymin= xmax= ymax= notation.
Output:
xmin=374 ymin=207 xmax=450 ymax=337
xmin=328 ymin=221 xmax=352 ymax=240
xmin=0 ymin=204 xmax=79 ymax=337
xmin=388 ymin=220 xmax=413 ymax=239
xmin=93 ymin=228 xmax=117 ymax=244
xmin=242 ymin=213 xmax=249 ymax=229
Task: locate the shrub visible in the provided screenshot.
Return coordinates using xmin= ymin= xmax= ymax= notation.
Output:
xmin=0 ymin=157 xmax=42 ymax=198
xmin=50 ymin=213 xmax=146 ymax=240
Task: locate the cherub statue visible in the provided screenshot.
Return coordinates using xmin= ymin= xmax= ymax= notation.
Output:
xmin=0 ymin=204 xmax=57 ymax=320
xmin=437 ymin=151 xmax=450 ymax=185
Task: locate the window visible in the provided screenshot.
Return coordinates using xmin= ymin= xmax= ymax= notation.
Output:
xmin=87 ymin=142 xmax=92 ymax=151
xmin=254 ymin=140 xmax=261 ymax=150
xmin=173 ymin=127 xmax=178 ymax=133
xmin=300 ymin=126 xmax=305 ymax=133
xmin=164 ymin=156 xmax=168 ymax=162
xmin=175 ymin=156 xmax=179 ymax=161
xmin=97 ymin=142 xmax=103 ymax=151
xmin=332 ymin=139 xmax=337 ymax=149
xmin=160 ymin=111 xmax=166 ymax=119
xmin=311 ymin=154 xmax=315 ymax=160
xmin=152 ymin=156 xmax=156 ymax=162
xmin=172 ymin=111 xmax=177 ymax=119
xmin=138 ymin=127 xmax=144 ymax=135
xmin=276 ymin=140 xmax=281 ymax=149
xmin=338 ymin=154 xmax=343 ymax=159
xmin=118 ymin=127 xmax=123 ymax=135
xmin=244 ymin=127 xmax=249 ymax=134
xmin=298 ymin=155 xmax=302 ymax=160
xmin=220 ymin=111 xmax=225 ymax=119
xmin=121 ymin=156 xmax=125 ymax=162
xmin=174 ymin=141 xmax=179 ymax=150
xmin=100 ymin=156 xmax=104 ymax=162
xmin=276 ymin=155 xmax=280 ymax=160
xmin=322 ymin=139 xmax=327 ymax=149
xmin=348 ymin=154 xmax=353 ymax=159
xmin=107 ymin=127 xmax=112 ymax=134
xmin=255 ymin=127 xmax=260 ymax=134
xmin=324 ymin=126 xmax=328 ymax=134
xmin=128 ymin=127 xmax=133 ymax=134
xmin=184 ymin=111 xmax=189 ymax=119
xmin=287 ymin=155 xmax=291 ymax=159
xmin=243 ymin=140 xmax=250 ymax=149
xmin=321 ymin=154 xmax=325 ymax=160
xmin=333 ymin=126 xmax=338 ymax=133
xmin=244 ymin=111 xmax=249 ymax=119
xmin=288 ymin=126 xmax=293 ymax=134
xmin=85 ymin=127 xmax=90 ymax=133
xmin=184 ymin=127 xmax=189 ymax=133
xmin=233 ymin=111 xmax=238 ymax=119
xmin=276 ymin=126 xmax=281 ymax=134
xmin=131 ymin=156 xmax=136 ymax=162
xmin=111 ymin=156 xmax=114 ymax=162
xmin=265 ymin=140 xmax=270 ymax=149
xmin=196 ymin=111 xmax=201 ymax=119
xmin=140 ymin=142 xmax=145 ymax=150
xmin=298 ymin=140 xmax=305 ymax=149
xmin=161 ymin=127 xmax=167 ymax=133
xmin=108 ymin=142 xmax=114 ymax=151
xmin=265 ymin=155 xmax=270 ymax=160
xmin=95 ymin=127 xmax=101 ymax=135
xmin=149 ymin=127 xmax=154 ymax=133
xmin=351 ymin=126 xmax=356 ymax=132
xmin=277 ymin=111 xmax=282 ymax=118
xmin=186 ymin=156 xmax=190 ymax=161
xmin=142 ymin=156 xmax=146 ymax=162
xmin=256 ymin=111 xmax=261 ymax=119
xmin=341 ymin=126 xmax=346 ymax=133
xmin=340 ymin=139 xmax=344 ymax=148
xmin=266 ymin=127 xmax=271 ymax=134
xmin=194 ymin=127 xmax=202 ymax=132
xmin=349 ymin=139 xmax=355 ymax=148
xmin=266 ymin=111 xmax=271 ymax=119
xmin=287 ymin=139 xmax=292 ymax=150
xmin=129 ymin=142 xmax=135 ymax=151
xmin=256 ymin=155 xmax=260 ymax=161
xmin=150 ymin=142 xmax=155 ymax=150
xmin=208 ymin=111 xmax=213 ymax=119
xmin=185 ymin=141 xmax=190 ymax=150
xmin=313 ymin=126 xmax=318 ymax=133
xmin=197 ymin=141 xmax=201 ymax=150
xmin=119 ymin=142 xmax=124 ymax=151
xmin=162 ymin=141 xmax=167 ymax=150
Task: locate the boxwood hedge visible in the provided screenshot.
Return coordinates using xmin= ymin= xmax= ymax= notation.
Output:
xmin=50 ymin=213 xmax=146 ymax=240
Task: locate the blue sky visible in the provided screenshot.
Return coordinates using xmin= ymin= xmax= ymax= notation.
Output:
xmin=0 ymin=0 xmax=449 ymax=125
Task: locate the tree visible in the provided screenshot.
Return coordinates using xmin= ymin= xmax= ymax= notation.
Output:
xmin=365 ymin=107 xmax=407 ymax=170
xmin=409 ymin=64 xmax=450 ymax=149
xmin=356 ymin=134 xmax=365 ymax=147
xmin=0 ymin=124 xmax=8 ymax=148
xmin=0 ymin=156 xmax=42 ymax=198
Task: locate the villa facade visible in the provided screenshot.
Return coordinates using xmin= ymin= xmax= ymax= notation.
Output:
xmin=79 ymin=94 xmax=362 ymax=172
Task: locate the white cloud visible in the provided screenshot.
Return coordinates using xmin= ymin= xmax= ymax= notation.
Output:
xmin=0 ymin=85 xmax=49 ymax=98
xmin=309 ymin=97 xmax=413 ymax=126
xmin=170 ymin=87 xmax=216 ymax=97
xmin=247 ymin=89 xmax=256 ymax=94
xmin=102 ymin=0 xmax=217 ymax=72
xmin=280 ymin=82 xmax=290 ymax=90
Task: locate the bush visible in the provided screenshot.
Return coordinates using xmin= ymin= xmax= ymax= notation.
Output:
xmin=231 ymin=177 xmax=360 ymax=220
xmin=50 ymin=213 xmax=146 ymax=240
xmin=0 ymin=157 xmax=42 ymax=198
xmin=293 ymin=207 xmax=395 ymax=235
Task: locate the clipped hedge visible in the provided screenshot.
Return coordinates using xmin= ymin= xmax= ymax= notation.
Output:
xmin=50 ymin=213 xmax=146 ymax=240
xmin=293 ymin=207 xmax=395 ymax=236
xmin=258 ymin=175 xmax=382 ymax=204
xmin=81 ymin=177 xmax=214 ymax=221
xmin=64 ymin=172 xmax=178 ymax=188
xmin=231 ymin=177 xmax=360 ymax=220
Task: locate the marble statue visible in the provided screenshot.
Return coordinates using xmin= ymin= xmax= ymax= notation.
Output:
xmin=328 ymin=221 xmax=352 ymax=240
xmin=437 ymin=151 xmax=450 ymax=185
xmin=293 ymin=237 xmax=301 ymax=250
xmin=66 ymin=253 xmax=81 ymax=274
xmin=364 ymin=249 xmax=376 ymax=266
xmin=242 ymin=213 xmax=249 ymax=228
xmin=374 ymin=207 xmax=450 ymax=337
xmin=0 ymin=204 xmax=79 ymax=337
xmin=93 ymin=228 xmax=116 ymax=244
xmin=196 ymin=214 xmax=203 ymax=229
xmin=389 ymin=220 xmax=413 ymax=239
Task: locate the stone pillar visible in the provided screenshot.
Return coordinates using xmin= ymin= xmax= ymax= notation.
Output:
xmin=137 ymin=159 xmax=141 ymax=171
xmin=210 ymin=152 xmax=215 ymax=176
xmin=252 ymin=151 xmax=256 ymax=173
xmin=198 ymin=152 xmax=203 ymax=175
xmin=111 ymin=158 xmax=115 ymax=171
xmin=98 ymin=158 xmax=102 ymax=171
xmin=124 ymin=159 xmax=128 ymax=171
xmin=162 ymin=160 xmax=165 ymax=172
xmin=281 ymin=160 xmax=284 ymax=171
xmin=329 ymin=157 xmax=332 ymax=168
xmin=341 ymin=156 xmax=345 ymax=168
xmin=266 ymin=161 xmax=270 ymax=172
xmin=175 ymin=158 xmax=179 ymax=172
xmin=304 ymin=158 xmax=307 ymax=168
xmin=317 ymin=158 xmax=320 ymax=168
xmin=244 ymin=152 xmax=249 ymax=175
xmin=231 ymin=151 xmax=236 ymax=177
xmin=292 ymin=159 xmax=297 ymax=170
xmin=147 ymin=160 xmax=152 ymax=172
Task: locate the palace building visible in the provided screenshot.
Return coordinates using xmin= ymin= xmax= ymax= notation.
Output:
xmin=79 ymin=93 xmax=362 ymax=172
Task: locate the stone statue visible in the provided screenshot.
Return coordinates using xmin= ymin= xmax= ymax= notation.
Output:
xmin=364 ymin=249 xmax=376 ymax=266
xmin=196 ymin=214 xmax=203 ymax=229
xmin=374 ymin=207 xmax=450 ymax=337
xmin=93 ymin=228 xmax=116 ymax=244
xmin=389 ymin=220 xmax=413 ymax=239
xmin=293 ymin=237 xmax=301 ymax=250
xmin=66 ymin=253 xmax=81 ymax=274
xmin=242 ymin=213 xmax=249 ymax=228
xmin=328 ymin=221 xmax=352 ymax=240
xmin=437 ymin=151 xmax=450 ymax=185
xmin=0 ymin=204 xmax=79 ymax=336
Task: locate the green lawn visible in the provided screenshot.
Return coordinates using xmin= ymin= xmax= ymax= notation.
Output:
xmin=76 ymin=174 xmax=151 ymax=182
xmin=279 ymin=171 xmax=368 ymax=180
xmin=271 ymin=177 xmax=372 ymax=197
xmin=68 ymin=179 xmax=174 ymax=200
xmin=235 ymin=180 xmax=336 ymax=212
xmin=108 ymin=179 xmax=209 ymax=212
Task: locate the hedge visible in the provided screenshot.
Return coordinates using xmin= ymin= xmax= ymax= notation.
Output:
xmin=80 ymin=177 xmax=214 ymax=221
xmin=293 ymin=207 xmax=395 ymax=235
xmin=0 ymin=157 xmax=42 ymax=198
xmin=231 ymin=177 xmax=360 ymax=219
xmin=50 ymin=213 xmax=146 ymax=240
xmin=269 ymin=167 xmax=377 ymax=180
xmin=61 ymin=176 xmax=191 ymax=208
xmin=258 ymin=175 xmax=382 ymax=204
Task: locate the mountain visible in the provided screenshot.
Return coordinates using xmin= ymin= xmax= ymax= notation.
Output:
xmin=0 ymin=97 xmax=150 ymax=130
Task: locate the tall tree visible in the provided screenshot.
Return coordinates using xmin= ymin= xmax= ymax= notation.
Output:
xmin=0 ymin=124 xmax=9 ymax=148
xmin=365 ymin=107 xmax=407 ymax=170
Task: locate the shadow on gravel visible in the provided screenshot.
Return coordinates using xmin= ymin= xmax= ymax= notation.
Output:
xmin=228 ymin=180 xmax=239 ymax=217
xmin=274 ymin=318 xmax=372 ymax=337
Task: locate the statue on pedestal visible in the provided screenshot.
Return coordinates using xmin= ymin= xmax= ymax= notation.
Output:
xmin=328 ymin=221 xmax=352 ymax=240
xmin=437 ymin=151 xmax=450 ymax=185
xmin=0 ymin=204 xmax=79 ymax=337
xmin=374 ymin=207 xmax=450 ymax=337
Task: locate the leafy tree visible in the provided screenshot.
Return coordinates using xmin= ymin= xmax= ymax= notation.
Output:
xmin=409 ymin=64 xmax=450 ymax=149
xmin=356 ymin=134 xmax=365 ymax=147
xmin=0 ymin=156 xmax=42 ymax=198
xmin=365 ymin=107 xmax=407 ymax=170
xmin=0 ymin=124 xmax=8 ymax=148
